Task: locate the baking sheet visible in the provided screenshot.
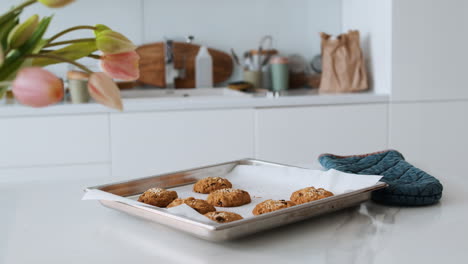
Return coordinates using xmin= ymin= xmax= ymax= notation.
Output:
xmin=83 ymin=165 xmax=382 ymax=224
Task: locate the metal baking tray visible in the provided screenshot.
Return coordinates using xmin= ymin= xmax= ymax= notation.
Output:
xmin=86 ymin=159 xmax=388 ymax=241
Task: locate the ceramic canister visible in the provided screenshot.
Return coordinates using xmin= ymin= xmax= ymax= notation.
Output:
xmin=270 ymin=56 xmax=289 ymax=92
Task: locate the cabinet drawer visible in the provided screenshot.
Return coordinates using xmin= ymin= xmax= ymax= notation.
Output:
xmin=256 ymin=104 xmax=388 ymax=166
xmin=0 ymin=115 xmax=110 ymax=168
xmin=110 ymin=109 xmax=254 ymax=179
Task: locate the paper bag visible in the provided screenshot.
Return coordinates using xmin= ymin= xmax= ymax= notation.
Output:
xmin=319 ymin=30 xmax=368 ymax=93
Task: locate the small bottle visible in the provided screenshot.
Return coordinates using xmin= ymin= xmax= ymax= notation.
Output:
xmin=195 ymin=46 xmax=213 ymax=88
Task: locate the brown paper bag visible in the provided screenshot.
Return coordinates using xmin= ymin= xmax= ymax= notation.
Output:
xmin=319 ymin=30 xmax=368 ymax=93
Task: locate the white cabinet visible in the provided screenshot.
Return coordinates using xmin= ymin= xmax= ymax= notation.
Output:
xmin=255 ymin=104 xmax=389 ymax=166
xmin=389 ymin=101 xmax=468 ymax=179
xmin=392 ymin=0 xmax=468 ymax=101
xmin=0 ymin=115 xmax=110 ymax=168
xmin=110 ymin=109 xmax=255 ymax=179
xmin=0 ymin=163 xmax=111 ymax=184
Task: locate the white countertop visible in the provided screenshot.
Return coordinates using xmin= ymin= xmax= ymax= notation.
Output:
xmin=0 ymin=164 xmax=463 ymax=264
xmin=0 ymin=89 xmax=389 ymax=117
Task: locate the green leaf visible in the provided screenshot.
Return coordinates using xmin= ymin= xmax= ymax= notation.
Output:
xmin=0 ymin=9 xmax=21 ymax=28
xmin=32 ymin=41 xmax=97 ymax=67
xmin=0 ymin=16 xmax=52 ymax=81
xmin=0 ymin=17 xmax=19 ymax=50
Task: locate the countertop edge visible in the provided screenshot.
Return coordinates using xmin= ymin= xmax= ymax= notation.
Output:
xmin=0 ymin=92 xmax=390 ymax=118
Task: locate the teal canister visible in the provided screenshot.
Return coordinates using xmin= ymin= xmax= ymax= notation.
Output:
xmin=270 ymin=56 xmax=289 ymax=92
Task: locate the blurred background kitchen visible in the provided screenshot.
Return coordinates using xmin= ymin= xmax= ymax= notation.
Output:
xmin=0 ymin=0 xmax=464 ymax=187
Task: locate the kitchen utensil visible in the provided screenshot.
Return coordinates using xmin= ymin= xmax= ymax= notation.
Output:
xmin=243 ymin=70 xmax=263 ymax=89
xmin=243 ymin=52 xmax=254 ymax=71
xmin=248 ymin=49 xmax=278 ymax=89
xmin=85 ymin=159 xmax=388 ymax=241
xmin=259 ymin=35 xmax=273 ymax=50
xmin=261 ymin=53 xmax=273 ymax=67
xmin=319 ymin=150 xmax=443 ymax=206
xmin=257 ymin=46 xmax=263 ymax=71
xmin=137 ymin=42 xmax=233 ymax=88
xmin=230 ymin=48 xmax=240 ymax=66
xmin=288 ymin=54 xmax=312 ymax=74
xmin=308 ymin=74 xmax=321 ymax=88
xmin=311 ymin=55 xmax=322 ymax=73
xmin=228 ymin=81 xmax=253 ymax=92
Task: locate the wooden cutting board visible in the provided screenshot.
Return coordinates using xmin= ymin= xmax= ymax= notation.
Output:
xmin=137 ymin=42 xmax=233 ymax=88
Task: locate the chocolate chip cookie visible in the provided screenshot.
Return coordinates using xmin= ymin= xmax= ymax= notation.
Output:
xmin=207 ymin=188 xmax=251 ymax=207
xmin=193 ymin=177 xmax=233 ymax=194
xmin=204 ymin=211 xmax=243 ymax=223
xmin=290 ymin=187 xmax=334 ymax=205
xmin=138 ymin=187 xmax=178 ymax=207
xmin=252 ymin=199 xmax=296 ymax=216
xmin=167 ymin=197 xmax=216 ymax=214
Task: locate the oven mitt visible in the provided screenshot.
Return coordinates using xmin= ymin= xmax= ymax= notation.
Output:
xmin=318 ymin=150 xmax=443 ymax=206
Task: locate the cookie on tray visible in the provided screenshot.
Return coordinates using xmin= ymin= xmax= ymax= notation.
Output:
xmin=138 ymin=187 xmax=178 ymax=207
xmin=193 ymin=177 xmax=233 ymax=194
xmin=290 ymin=187 xmax=334 ymax=205
xmin=207 ymin=188 xmax=251 ymax=207
xmin=167 ymin=197 xmax=216 ymax=214
xmin=252 ymin=199 xmax=296 ymax=216
xmin=204 ymin=211 xmax=243 ymax=223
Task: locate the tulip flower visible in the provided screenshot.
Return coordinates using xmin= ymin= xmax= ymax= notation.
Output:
xmin=100 ymin=51 xmax=140 ymax=81
xmin=38 ymin=0 xmax=75 ymax=8
xmin=96 ymin=30 xmax=136 ymax=54
xmin=7 ymin=14 xmax=39 ymax=49
xmin=12 ymin=67 xmax=64 ymax=107
xmin=94 ymin=24 xmax=111 ymax=36
xmin=88 ymin=72 xmax=123 ymax=110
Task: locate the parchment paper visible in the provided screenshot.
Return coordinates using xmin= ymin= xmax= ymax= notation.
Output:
xmin=83 ymin=165 xmax=382 ymax=225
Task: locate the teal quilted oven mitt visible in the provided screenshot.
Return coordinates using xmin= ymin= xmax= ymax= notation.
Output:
xmin=319 ymin=150 xmax=443 ymax=206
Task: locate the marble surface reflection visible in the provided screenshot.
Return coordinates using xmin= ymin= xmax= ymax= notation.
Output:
xmin=0 ymin=168 xmax=460 ymax=264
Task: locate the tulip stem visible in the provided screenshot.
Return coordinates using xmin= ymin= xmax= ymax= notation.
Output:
xmin=44 ymin=38 xmax=96 ymax=48
xmin=47 ymin=26 xmax=97 ymax=44
xmin=87 ymin=54 xmax=102 ymax=60
xmin=5 ymin=0 xmax=37 ymax=16
xmin=26 ymin=54 xmax=93 ymax=74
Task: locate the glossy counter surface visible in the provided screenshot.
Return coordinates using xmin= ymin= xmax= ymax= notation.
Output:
xmin=0 ymin=164 xmax=462 ymax=264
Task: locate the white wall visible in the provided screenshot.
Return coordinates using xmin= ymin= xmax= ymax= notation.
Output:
xmin=2 ymin=0 xmax=343 ymax=81
xmin=392 ymin=0 xmax=468 ymax=101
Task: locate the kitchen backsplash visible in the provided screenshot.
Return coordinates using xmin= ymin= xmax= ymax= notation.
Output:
xmin=1 ymin=0 xmax=342 ymax=81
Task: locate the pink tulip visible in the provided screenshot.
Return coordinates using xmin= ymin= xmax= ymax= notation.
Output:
xmin=88 ymin=72 xmax=123 ymax=111
xmin=101 ymin=51 xmax=140 ymax=81
xmin=12 ymin=67 xmax=64 ymax=107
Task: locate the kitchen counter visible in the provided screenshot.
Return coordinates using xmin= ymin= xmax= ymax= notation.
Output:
xmin=0 ymin=89 xmax=388 ymax=117
xmin=0 ymin=164 xmax=463 ymax=264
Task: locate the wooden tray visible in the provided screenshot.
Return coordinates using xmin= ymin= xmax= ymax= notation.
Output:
xmin=137 ymin=42 xmax=234 ymax=88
